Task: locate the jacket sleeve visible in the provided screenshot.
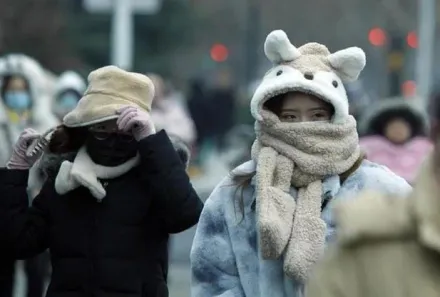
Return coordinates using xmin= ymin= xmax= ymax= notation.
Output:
xmin=138 ymin=130 xmax=204 ymax=234
xmin=361 ymin=162 xmax=412 ymax=196
xmin=0 ymin=169 xmax=51 ymax=259
xmin=190 ymin=185 xmax=245 ymax=297
xmin=305 ymin=245 xmax=362 ymax=297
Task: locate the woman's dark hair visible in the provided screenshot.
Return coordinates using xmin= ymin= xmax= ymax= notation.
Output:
xmin=1 ymin=75 xmax=30 ymax=97
xmin=229 ymin=94 xmax=287 ymax=220
xmin=263 ymin=93 xmax=285 ymax=115
xmin=367 ymin=107 xmax=426 ymax=138
xmin=48 ymin=125 xmax=88 ymax=154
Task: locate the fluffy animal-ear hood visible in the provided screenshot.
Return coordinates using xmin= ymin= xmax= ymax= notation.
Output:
xmin=251 ymin=30 xmax=366 ymax=124
xmin=358 ymin=97 xmax=429 ymax=137
xmin=38 ymin=136 xmax=191 ymax=180
xmin=55 ymin=71 xmax=86 ymax=97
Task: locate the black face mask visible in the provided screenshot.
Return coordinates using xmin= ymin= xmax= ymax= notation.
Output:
xmin=86 ymin=132 xmax=138 ymax=167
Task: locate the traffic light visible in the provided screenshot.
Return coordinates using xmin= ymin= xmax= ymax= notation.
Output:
xmin=402 ymin=80 xmax=416 ymax=97
xmin=406 ymin=31 xmax=418 ymax=48
xmin=210 ymin=43 xmax=229 ymax=62
xmin=368 ymin=27 xmax=386 ymax=47
xmin=388 ymin=34 xmax=405 ymax=96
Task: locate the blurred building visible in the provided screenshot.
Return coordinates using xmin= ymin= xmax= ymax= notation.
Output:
xmin=58 ymin=0 xmax=440 ymax=99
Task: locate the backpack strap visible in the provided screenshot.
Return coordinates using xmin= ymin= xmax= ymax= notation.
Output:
xmin=339 ymin=152 xmax=366 ymax=185
xmin=321 ymin=153 xmax=366 ymax=212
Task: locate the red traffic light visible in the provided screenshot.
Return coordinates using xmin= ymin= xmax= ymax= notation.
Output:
xmin=368 ymin=27 xmax=386 ymax=47
xmin=407 ymin=31 xmax=418 ymax=48
xmin=210 ymin=43 xmax=229 ymax=62
xmin=402 ymin=80 xmax=416 ymax=97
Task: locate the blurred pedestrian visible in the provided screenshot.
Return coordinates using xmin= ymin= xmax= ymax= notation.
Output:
xmin=205 ymin=68 xmax=236 ymax=149
xmin=191 ymin=30 xmax=411 ymax=297
xmin=305 ymin=92 xmax=440 ymax=297
xmin=187 ymin=77 xmax=208 ymax=147
xmin=0 ymin=53 xmax=59 ymax=297
xmin=0 ymin=66 xmax=203 ymax=297
xmin=344 ymin=79 xmax=373 ymax=121
xmin=52 ymin=71 xmax=86 ymax=122
xmin=359 ymin=97 xmax=433 ymax=184
xmin=148 ymin=73 xmax=197 ymax=148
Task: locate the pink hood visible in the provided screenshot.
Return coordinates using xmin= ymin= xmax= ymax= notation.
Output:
xmin=359 ymin=135 xmax=433 ymax=183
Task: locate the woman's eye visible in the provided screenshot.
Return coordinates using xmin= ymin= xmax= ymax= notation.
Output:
xmin=312 ymin=112 xmax=329 ymax=121
xmin=280 ymin=114 xmax=297 ymax=121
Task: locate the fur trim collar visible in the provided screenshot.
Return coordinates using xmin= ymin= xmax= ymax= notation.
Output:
xmin=333 ymin=191 xmax=415 ymax=245
xmin=55 ymin=147 xmax=140 ymax=200
xmin=334 ymin=153 xmax=440 ymax=252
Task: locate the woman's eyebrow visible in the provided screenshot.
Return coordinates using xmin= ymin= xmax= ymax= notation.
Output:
xmin=309 ymin=107 xmax=329 ymax=111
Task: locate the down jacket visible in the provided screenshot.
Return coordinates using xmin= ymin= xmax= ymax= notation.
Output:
xmin=0 ymin=130 xmax=203 ymax=297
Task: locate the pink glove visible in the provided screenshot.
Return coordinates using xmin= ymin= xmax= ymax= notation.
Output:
xmin=7 ymin=128 xmax=42 ymax=170
xmin=117 ymin=106 xmax=156 ymax=141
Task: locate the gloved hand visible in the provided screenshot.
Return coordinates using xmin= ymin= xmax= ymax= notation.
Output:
xmin=117 ymin=106 xmax=156 ymax=141
xmin=7 ymin=128 xmax=42 ymax=170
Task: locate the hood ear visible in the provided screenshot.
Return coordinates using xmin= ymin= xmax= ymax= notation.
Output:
xmin=327 ymin=47 xmax=366 ymax=82
xmin=264 ymin=30 xmax=301 ymax=64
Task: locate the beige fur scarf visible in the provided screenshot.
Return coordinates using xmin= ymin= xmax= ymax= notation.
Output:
xmin=251 ymin=109 xmax=360 ymax=281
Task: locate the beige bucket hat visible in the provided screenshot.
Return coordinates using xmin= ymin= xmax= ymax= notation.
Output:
xmin=63 ymin=66 xmax=155 ymax=127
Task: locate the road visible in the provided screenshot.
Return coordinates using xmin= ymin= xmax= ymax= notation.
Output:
xmin=168 ymin=226 xmax=198 ymax=297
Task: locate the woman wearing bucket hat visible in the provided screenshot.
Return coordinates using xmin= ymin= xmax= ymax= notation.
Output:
xmin=359 ymin=97 xmax=433 ymax=184
xmin=190 ymin=30 xmax=411 ymax=297
xmin=0 ymin=66 xmax=203 ymax=297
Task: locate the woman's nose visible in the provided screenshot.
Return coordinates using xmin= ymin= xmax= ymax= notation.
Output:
xmin=299 ymin=115 xmax=311 ymax=122
xmin=304 ymin=72 xmax=314 ymax=80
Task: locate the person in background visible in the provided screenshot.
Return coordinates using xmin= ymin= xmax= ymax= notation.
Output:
xmin=187 ymin=78 xmax=209 ymax=147
xmin=148 ymin=73 xmax=197 ymax=149
xmin=359 ymin=97 xmax=433 ymax=184
xmin=0 ymin=54 xmax=58 ymax=165
xmin=305 ymin=93 xmax=440 ymax=297
xmin=190 ymin=30 xmax=411 ymax=297
xmin=0 ymin=66 xmax=203 ymax=297
xmin=344 ymin=79 xmax=373 ymax=122
xmin=0 ymin=54 xmax=59 ymax=297
xmin=52 ymin=71 xmax=86 ymax=122
xmin=206 ymin=67 xmax=236 ymax=149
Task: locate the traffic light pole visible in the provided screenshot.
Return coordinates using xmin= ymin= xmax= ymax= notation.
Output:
xmin=244 ymin=0 xmax=261 ymax=85
xmin=111 ymin=0 xmax=134 ymax=70
xmin=388 ymin=35 xmax=404 ymax=97
xmin=415 ymin=0 xmax=436 ymax=105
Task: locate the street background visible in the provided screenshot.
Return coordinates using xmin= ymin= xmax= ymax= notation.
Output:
xmin=1 ymin=0 xmax=439 ymax=296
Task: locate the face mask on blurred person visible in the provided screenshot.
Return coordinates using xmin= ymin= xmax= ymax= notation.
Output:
xmin=4 ymin=91 xmax=31 ymax=111
xmin=59 ymin=93 xmax=80 ymax=110
xmin=55 ymin=93 xmax=80 ymax=118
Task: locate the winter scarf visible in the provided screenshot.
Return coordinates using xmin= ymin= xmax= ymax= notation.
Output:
xmin=54 ymin=146 xmax=140 ymax=201
xmin=251 ymin=109 xmax=360 ymax=281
